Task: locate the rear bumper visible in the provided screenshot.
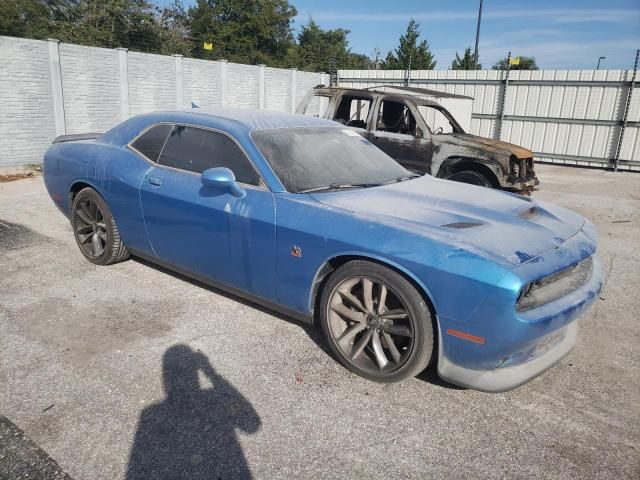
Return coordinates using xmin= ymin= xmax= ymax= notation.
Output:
xmin=438 ymin=321 xmax=577 ymax=393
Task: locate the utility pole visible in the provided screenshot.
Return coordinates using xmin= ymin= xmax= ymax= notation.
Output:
xmin=596 ymin=56 xmax=606 ymax=70
xmin=473 ymin=0 xmax=483 ymax=68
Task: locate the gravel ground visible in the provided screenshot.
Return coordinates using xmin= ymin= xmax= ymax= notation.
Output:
xmin=0 ymin=164 xmax=638 ymax=479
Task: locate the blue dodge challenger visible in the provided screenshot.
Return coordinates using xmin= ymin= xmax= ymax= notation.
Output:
xmin=43 ymin=109 xmax=602 ymax=392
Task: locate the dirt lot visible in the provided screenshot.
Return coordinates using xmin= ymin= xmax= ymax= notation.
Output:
xmin=1 ymin=164 xmax=639 ymax=479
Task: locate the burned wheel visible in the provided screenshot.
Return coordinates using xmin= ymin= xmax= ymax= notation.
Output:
xmin=446 ymin=170 xmax=492 ymax=188
xmin=72 ymin=187 xmax=129 ymax=265
xmin=320 ymin=260 xmax=434 ymax=383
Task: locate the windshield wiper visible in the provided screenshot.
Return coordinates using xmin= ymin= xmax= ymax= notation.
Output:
xmin=298 ymin=175 xmax=423 ymax=193
xmin=297 ymin=182 xmax=384 ymax=194
xmin=382 ymin=173 xmax=423 ymax=184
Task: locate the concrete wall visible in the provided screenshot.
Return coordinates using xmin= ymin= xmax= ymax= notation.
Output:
xmin=339 ymin=69 xmax=640 ymax=170
xmin=0 ymin=36 xmax=329 ymax=167
xmin=0 ymin=37 xmax=57 ymax=166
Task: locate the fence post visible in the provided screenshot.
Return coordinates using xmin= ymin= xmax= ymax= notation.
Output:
xmin=258 ymin=64 xmax=265 ymax=110
xmin=173 ymin=54 xmax=183 ymax=110
xmin=496 ymin=51 xmax=512 ymax=140
xmin=219 ymin=59 xmax=228 ymax=107
xmin=613 ymin=48 xmax=639 ymax=171
xmin=47 ymin=39 xmax=65 ymax=136
xmin=290 ymin=68 xmax=297 ymax=113
xmin=116 ymin=48 xmax=129 ymax=120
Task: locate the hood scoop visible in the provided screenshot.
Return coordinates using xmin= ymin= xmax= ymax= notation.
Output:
xmin=518 ymin=206 xmax=539 ymax=220
xmin=441 ymin=221 xmax=484 ymax=229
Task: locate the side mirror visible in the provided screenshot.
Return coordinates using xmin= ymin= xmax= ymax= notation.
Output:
xmin=201 ymin=167 xmax=245 ymax=198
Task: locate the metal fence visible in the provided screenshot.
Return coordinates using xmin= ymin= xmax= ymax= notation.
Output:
xmin=338 ymin=57 xmax=640 ymax=172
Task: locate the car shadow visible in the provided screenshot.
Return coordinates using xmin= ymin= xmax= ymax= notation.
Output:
xmin=131 ymin=256 xmax=462 ymax=391
xmin=125 ymin=344 xmax=260 ymax=480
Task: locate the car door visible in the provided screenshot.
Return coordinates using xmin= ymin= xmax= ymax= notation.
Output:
xmin=369 ymin=98 xmax=432 ymax=173
xmin=416 ymin=103 xmax=460 ymax=170
xmin=138 ymin=124 xmax=276 ymax=300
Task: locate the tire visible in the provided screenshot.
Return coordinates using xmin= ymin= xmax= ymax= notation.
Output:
xmin=446 ymin=170 xmax=492 ymax=188
xmin=319 ymin=260 xmax=434 ymax=383
xmin=71 ymin=187 xmax=129 ymax=266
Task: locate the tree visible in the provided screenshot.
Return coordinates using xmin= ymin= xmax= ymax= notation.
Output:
xmin=451 ymin=47 xmax=481 ymax=70
xmin=71 ymin=0 xmax=161 ymax=51
xmin=492 ymin=55 xmax=538 ymax=70
xmin=290 ymin=18 xmax=371 ymax=72
xmin=156 ymin=0 xmax=192 ymax=56
xmin=188 ymin=0 xmax=297 ymax=65
xmin=382 ymin=19 xmax=435 ymax=70
xmin=0 ymin=0 xmax=81 ymax=42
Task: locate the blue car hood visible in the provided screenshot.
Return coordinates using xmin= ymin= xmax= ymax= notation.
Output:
xmin=311 ymin=176 xmax=585 ymax=266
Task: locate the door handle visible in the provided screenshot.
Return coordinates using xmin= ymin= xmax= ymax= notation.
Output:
xmin=148 ymin=177 xmax=162 ymax=186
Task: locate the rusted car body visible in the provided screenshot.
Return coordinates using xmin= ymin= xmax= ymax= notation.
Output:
xmin=297 ymin=86 xmax=539 ymax=193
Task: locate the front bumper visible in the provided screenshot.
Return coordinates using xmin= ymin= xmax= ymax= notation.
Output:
xmin=438 ymin=321 xmax=578 ymax=392
xmin=437 ymin=248 xmax=602 ymax=393
xmin=502 ymin=157 xmax=539 ymax=193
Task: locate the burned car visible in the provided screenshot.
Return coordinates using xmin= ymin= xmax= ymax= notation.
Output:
xmin=297 ymin=86 xmax=539 ymax=193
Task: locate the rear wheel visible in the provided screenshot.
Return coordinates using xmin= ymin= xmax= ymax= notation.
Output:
xmin=447 ymin=170 xmax=492 ymax=188
xmin=319 ymin=260 xmax=434 ymax=383
xmin=71 ymin=187 xmax=129 ymax=265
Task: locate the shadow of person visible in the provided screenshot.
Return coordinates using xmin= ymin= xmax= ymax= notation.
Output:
xmin=126 ymin=345 xmax=261 ymax=480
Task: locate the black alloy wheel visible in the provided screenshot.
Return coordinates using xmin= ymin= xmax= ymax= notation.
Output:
xmin=71 ymin=187 xmax=129 ymax=265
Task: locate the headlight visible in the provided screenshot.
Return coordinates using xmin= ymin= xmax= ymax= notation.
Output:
xmin=516 ymin=257 xmax=593 ymax=311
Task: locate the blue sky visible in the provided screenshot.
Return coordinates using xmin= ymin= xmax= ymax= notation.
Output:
xmin=177 ymin=0 xmax=640 ymax=69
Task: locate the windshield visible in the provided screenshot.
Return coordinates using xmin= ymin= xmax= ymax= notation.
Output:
xmin=251 ymin=127 xmax=412 ymax=193
xmin=417 ymin=104 xmax=463 ymax=134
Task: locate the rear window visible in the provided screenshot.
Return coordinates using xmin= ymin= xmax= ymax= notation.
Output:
xmin=131 ymin=124 xmax=172 ymax=162
xmin=301 ymin=95 xmax=331 ymax=117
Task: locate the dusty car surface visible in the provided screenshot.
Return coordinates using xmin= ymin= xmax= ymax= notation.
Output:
xmin=43 ymin=109 xmax=600 ymax=392
xmin=297 ymin=86 xmax=539 ymax=193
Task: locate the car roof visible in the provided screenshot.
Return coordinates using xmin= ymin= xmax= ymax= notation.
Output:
xmin=365 ymin=85 xmax=473 ymax=100
xmin=310 ymin=87 xmax=447 ymax=108
xmin=183 ymin=107 xmax=338 ymax=131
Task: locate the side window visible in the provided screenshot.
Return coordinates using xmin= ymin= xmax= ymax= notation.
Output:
xmin=302 ymin=95 xmax=330 ymax=117
xmin=418 ymin=105 xmax=455 ymax=134
xmin=334 ymin=95 xmax=372 ymax=129
xmin=376 ymin=101 xmax=417 ymax=136
xmin=158 ymin=126 xmax=261 ymax=186
xmin=131 ymin=124 xmax=172 ymax=162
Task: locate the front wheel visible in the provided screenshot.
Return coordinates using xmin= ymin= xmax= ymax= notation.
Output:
xmin=446 ymin=170 xmax=492 ymax=188
xmin=71 ymin=187 xmax=129 ymax=265
xmin=319 ymin=260 xmax=434 ymax=383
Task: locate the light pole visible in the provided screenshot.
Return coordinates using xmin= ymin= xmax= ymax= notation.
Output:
xmin=596 ymin=56 xmax=606 ymax=70
xmin=473 ymin=0 xmax=483 ymax=68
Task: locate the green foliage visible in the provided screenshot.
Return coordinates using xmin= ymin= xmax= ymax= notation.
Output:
xmin=493 ymin=55 xmax=538 ymax=70
xmin=156 ymin=1 xmax=192 ymax=56
xmin=0 ymin=0 xmax=374 ymax=70
xmin=188 ymin=0 xmax=297 ymax=65
xmin=382 ymin=19 xmax=436 ymax=70
xmin=0 ymin=0 xmax=80 ymax=41
xmin=290 ymin=19 xmax=371 ymax=71
xmin=72 ymin=0 xmax=161 ymax=50
xmin=451 ymin=47 xmax=481 ymax=70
